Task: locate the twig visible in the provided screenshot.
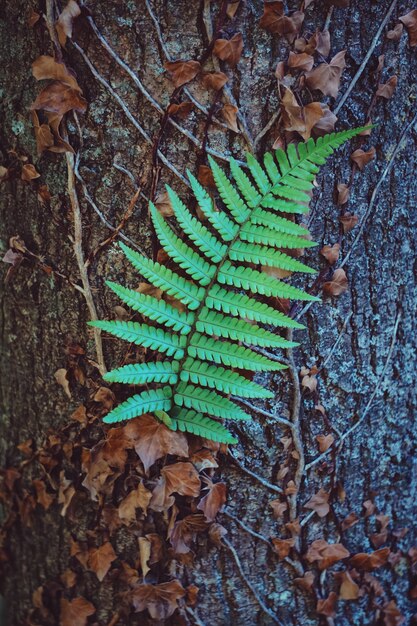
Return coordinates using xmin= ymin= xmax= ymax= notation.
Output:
xmin=323 ymin=6 xmax=334 ymax=32
xmin=222 ymin=509 xmax=271 ymax=546
xmin=305 ymin=311 xmax=401 ymax=471
xmin=228 ymin=450 xmax=283 ymax=494
xmin=254 ymin=111 xmax=281 ymax=146
xmin=184 ymin=607 xmax=207 ymax=626
xmin=235 ymin=399 xmax=295 ymax=430
xmin=334 ymin=0 xmax=398 ymax=114
xmin=222 ymin=537 xmax=284 ymax=625
xmin=318 ymin=311 xmax=353 ymax=373
xmin=45 ymin=0 xmax=62 ymax=61
xmin=341 ymin=109 xmax=417 ymax=267
xmin=65 ymin=151 xmax=107 ymax=376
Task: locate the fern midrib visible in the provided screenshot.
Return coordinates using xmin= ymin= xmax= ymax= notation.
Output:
xmin=170 ymin=147 xmax=315 ymax=412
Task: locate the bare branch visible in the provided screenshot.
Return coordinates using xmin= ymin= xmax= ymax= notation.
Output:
xmin=228 ymin=450 xmax=283 ymax=494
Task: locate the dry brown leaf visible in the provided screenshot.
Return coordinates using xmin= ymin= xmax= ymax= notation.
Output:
xmin=154 ymin=190 xmax=174 ymax=217
xmin=221 ymin=103 xmax=239 ymax=132
xmin=32 ymin=55 xmax=81 ymax=91
xmin=271 ymin=537 xmax=295 ymax=559
xmin=400 ymin=10 xmax=417 ymax=46
xmin=162 ymin=462 xmax=201 ymax=497
xmin=197 ymin=482 xmax=227 ymax=521
xmin=371 ymin=531 xmax=388 ymax=548
xmin=33 ymin=479 xmax=54 ymax=510
xmin=288 ymin=51 xmax=314 ymax=71
xmin=213 ymin=33 xmax=243 ymax=66
xmin=54 ymin=368 xmax=71 ymax=398
xmin=131 ymin=580 xmax=185 ymax=620
xmin=32 ymin=111 xmax=55 ymax=155
xmin=28 ymin=9 xmax=41 ymax=27
xmin=124 ymin=414 xmax=188 ymax=473
xmin=31 ymin=82 xmax=87 ymax=115
xmin=350 ymin=547 xmax=390 ymax=571
xmin=190 ymin=449 xmax=218 ymax=471
xmin=301 ymin=371 xmax=317 ymax=392
xmin=337 ymin=182 xmax=350 ymax=205
xmin=322 ymin=268 xmax=348 ymax=297
xmin=320 ymin=243 xmax=340 ymax=265
xmin=285 ymin=480 xmax=297 ymax=496
xmin=227 ymin=1 xmax=241 ymax=19
xmin=305 ymin=50 xmax=346 ymax=97
xmin=306 ymin=29 xmax=331 ymax=56
xmin=306 ymin=539 xmax=350 ymax=570
xmin=317 ymin=592 xmax=338 ymax=617
xmin=338 ymin=570 xmax=360 ymax=600
xmin=118 ymin=482 xmax=152 ymax=524
xmin=169 ymin=514 xmax=209 ymax=554
xmin=270 ymin=499 xmax=288 ymax=518
xmin=281 ymin=89 xmax=324 ymax=140
xmin=260 ymin=1 xmax=304 ymax=41
xmin=350 ymin=147 xmax=376 ymax=170
xmin=202 ymin=72 xmax=229 ymax=91
xmin=21 ymin=164 xmax=40 ymax=181
xmin=382 ymin=600 xmax=405 ymax=626
xmin=61 ymin=569 xmax=77 ymax=589
xmin=294 ymin=570 xmax=315 ymax=591
xmin=376 ymin=76 xmax=398 ymax=99
xmin=60 ymin=597 xmax=95 ymax=626
xmin=138 ymin=536 xmax=151 ymax=580
xmin=313 ymin=105 xmax=338 ymax=134
xmin=164 ymin=60 xmax=201 ymax=88
xmin=56 ymin=0 xmax=81 ymax=46
xmin=88 ymin=542 xmax=117 ymax=581
xmin=304 ymin=488 xmax=330 ymax=518
xmin=316 ymin=434 xmax=334 ymax=452
xmin=386 ymin=23 xmax=403 ymax=41
xmin=363 ymin=499 xmax=376 ymax=517
xmin=340 ymin=212 xmax=359 ymax=233
xmin=167 ymin=101 xmax=194 ymax=118
xmin=341 ymin=512 xmax=359 ymax=531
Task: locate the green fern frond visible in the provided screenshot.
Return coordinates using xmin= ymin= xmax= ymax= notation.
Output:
xmin=93 ymin=127 xmax=367 ymax=443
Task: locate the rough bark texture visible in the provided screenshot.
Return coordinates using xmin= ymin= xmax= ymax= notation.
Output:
xmin=1 ymin=1 xmax=416 ymax=625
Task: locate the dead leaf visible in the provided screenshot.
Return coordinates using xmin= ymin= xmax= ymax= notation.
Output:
xmin=337 ymin=182 xmax=350 ymax=205
xmin=197 ymin=482 xmax=227 ymax=521
xmin=350 ymin=547 xmax=390 ymax=571
xmin=305 ymin=50 xmax=346 ymax=97
xmin=317 ymin=592 xmax=337 ymax=617
xmin=371 ymin=531 xmax=388 ymax=548
xmin=32 ymin=112 xmax=54 ymax=155
xmin=301 ymin=371 xmax=317 ymax=392
xmin=313 ymin=105 xmax=338 ymax=134
xmin=164 ymin=60 xmax=201 ymax=88
xmin=306 ymin=29 xmax=331 ymax=56
xmin=376 ymin=76 xmax=398 ymax=99
xmin=202 ymin=72 xmax=229 ymax=91
xmin=281 ymin=89 xmax=324 ymax=140
xmin=21 ymin=164 xmax=40 ymax=181
xmin=260 ymin=2 xmax=304 ymax=42
xmin=320 ymin=243 xmax=340 ymax=265
xmin=32 ymin=56 xmax=81 ymax=91
xmin=190 ymin=449 xmax=218 ymax=471
xmin=316 ymin=434 xmax=334 ymax=453
xmin=322 ymin=268 xmax=348 ymax=297
xmin=169 ymin=514 xmax=208 ymax=553
xmin=221 ymin=104 xmax=239 ymax=132
xmin=304 ymin=488 xmax=330 ymax=518
xmin=270 ymin=499 xmax=288 ymax=518
xmin=363 ymin=499 xmax=376 ymax=517
xmin=350 ymin=147 xmax=376 ymax=170
xmin=288 ymin=51 xmax=314 ymax=71
xmin=131 ymin=580 xmax=185 ymax=620
xmin=338 ymin=570 xmax=360 ymax=600
xmin=294 ymin=570 xmax=315 ymax=591
xmin=56 ymin=0 xmax=81 ymax=46
xmin=162 ymin=462 xmax=201 ymax=497
xmin=118 ymin=482 xmax=152 ymax=524
xmin=58 ymin=472 xmax=76 ymax=516
xmin=341 ymin=512 xmax=359 ymax=531
xmin=28 ymin=9 xmax=41 ymax=28
xmin=88 ymin=542 xmax=117 ymax=581
xmin=31 ymin=82 xmax=87 ymax=115
xmin=198 ymin=164 xmax=216 ymax=189
xmin=33 ymin=480 xmax=54 ymax=510
xmin=382 ymin=600 xmax=405 ymax=626
xmin=124 ymin=414 xmax=188 ymax=473
xmin=138 ymin=536 xmax=151 ymax=580
xmin=167 ymin=101 xmax=194 ymax=118
xmin=306 ymin=539 xmax=350 ymax=570
xmin=60 ymin=597 xmax=95 ymax=626
xmin=285 ymin=480 xmax=297 ymax=495
xmin=54 ymin=368 xmax=71 ymax=398
xmin=61 ymin=569 xmax=77 ymax=589
xmin=340 ymin=212 xmax=359 ymax=232
xmin=271 ymin=537 xmax=295 ymax=559
xmin=213 ymin=33 xmax=243 ymax=66
xmin=400 ymin=10 xmax=417 ymax=47
xmin=386 ymin=23 xmax=403 ymax=41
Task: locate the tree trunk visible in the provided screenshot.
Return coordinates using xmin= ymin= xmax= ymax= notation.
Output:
xmin=1 ymin=1 xmax=416 ymax=625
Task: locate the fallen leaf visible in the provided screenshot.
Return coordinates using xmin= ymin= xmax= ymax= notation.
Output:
xmin=138 ymin=536 xmax=151 ymax=580
xmin=221 ymin=104 xmax=239 ymax=132
xmin=164 ymin=60 xmax=201 ymax=88
xmin=213 ymin=33 xmax=243 ymax=66
xmin=376 ymin=76 xmax=398 ymax=99
xmin=162 ymin=462 xmax=201 ymax=497
xmin=386 ymin=23 xmax=403 ymax=41
xmin=190 ymin=449 xmax=218 ymax=471
xmin=317 ymin=592 xmax=337 ymax=617
xmin=341 ymin=512 xmax=359 ymax=531
xmin=285 ymin=480 xmax=297 ymax=495
xmin=270 ymin=499 xmax=288 ymax=518
xmin=88 ymin=542 xmax=117 ymax=581
xmin=340 ymin=212 xmax=359 ymax=233
xmin=131 ymin=580 xmax=185 ymax=620
xmin=306 ymin=29 xmax=331 ymax=56
xmin=400 ymin=10 xmax=417 ymax=46
xmin=371 ymin=531 xmax=388 ymax=548
xmin=31 ymin=81 xmax=87 ymax=115
xmin=363 ymin=499 xmax=376 ymax=517
xmin=198 ymin=165 xmax=216 ymax=189
xmin=260 ymin=1 xmax=304 ymax=41
xmin=56 ymin=0 xmax=81 ymax=46
xmin=21 ymin=164 xmax=40 ymax=181
xmin=209 ymin=522 xmax=228 ymax=546
xmin=28 ymin=9 xmax=41 ymax=28
xmin=305 ymin=50 xmax=346 ymax=97
xmin=294 ymin=570 xmax=315 ymax=591
xmin=281 ymin=89 xmax=324 ymax=140
xmin=54 ymin=368 xmax=71 ymax=398
xmin=313 ymin=105 xmax=338 ymax=134
xmin=124 ymin=414 xmax=189 ymax=473
xmin=322 ymin=268 xmax=348 ymax=297
xmin=227 ymin=1 xmax=241 ymax=19
xmin=202 ymin=72 xmax=229 ymax=91
xmin=167 ymin=101 xmax=194 ymax=118
xmin=304 ymin=488 xmax=330 ymax=518
xmin=350 ymin=147 xmax=376 ymax=170
xmin=271 ymin=537 xmax=295 ymax=559
xmin=33 ymin=480 xmax=54 ymax=510
xmin=32 ymin=55 xmax=81 ymax=91
xmin=350 ymin=547 xmax=390 ymax=571
xmin=316 ymin=434 xmax=334 ymax=453
xmin=337 ymin=182 xmax=350 ymax=205
xmin=58 ymin=472 xmax=76 ymax=516
xmin=288 ymin=51 xmax=314 ymax=71
xmin=197 ymin=482 xmax=227 ymax=521
xmin=61 ymin=569 xmax=77 ymax=589
xmin=60 ymin=597 xmax=95 ymax=626
xmin=306 ymin=539 xmax=350 ymax=570
xmin=382 ymin=600 xmax=405 ymax=626
xmin=169 ymin=514 xmax=208 ymax=553
xmin=320 ymin=243 xmax=340 ymax=265
xmin=301 ymin=371 xmax=317 ymax=392
xmin=118 ymin=482 xmax=152 ymax=524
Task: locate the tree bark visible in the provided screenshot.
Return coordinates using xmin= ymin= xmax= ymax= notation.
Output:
xmin=1 ymin=1 xmax=416 ymax=625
